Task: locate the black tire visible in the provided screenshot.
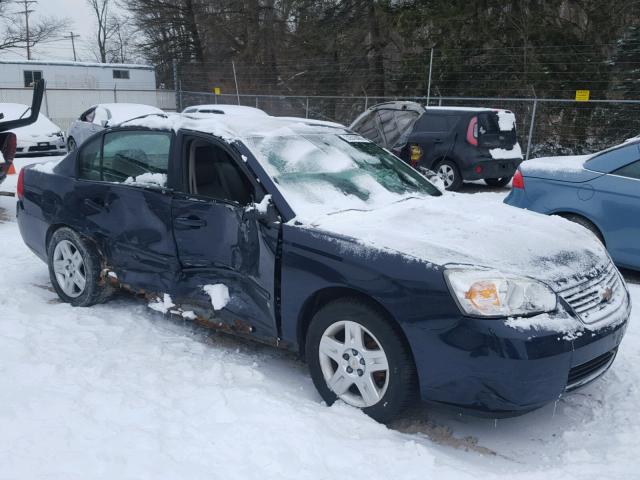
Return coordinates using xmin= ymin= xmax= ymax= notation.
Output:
xmin=48 ymin=227 xmax=114 ymax=307
xmin=484 ymin=176 xmax=512 ymax=188
xmin=561 ymin=214 xmax=605 ymax=245
xmin=435 ymin=159 xmax=463 ymax=191
xmin=305 ymin=298 xmax=417 ymax=423
xmin=67 ymin=137 xmax=76 ymax=152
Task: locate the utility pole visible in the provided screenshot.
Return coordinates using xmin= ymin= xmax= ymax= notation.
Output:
xmin=13 ymin=0 xmax=38 ymax=60
xmin=63 ymin=32 xmax=80 ymax=61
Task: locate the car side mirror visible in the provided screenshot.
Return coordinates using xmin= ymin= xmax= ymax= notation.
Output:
xmin=244 ymin=195 xmax=279 ymax=224
xmin=100 ymin=120 xmax=108 ymax=127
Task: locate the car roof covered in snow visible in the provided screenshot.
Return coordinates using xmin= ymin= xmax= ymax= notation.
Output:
xmin=121 ymin=113 xmax=349 ymax=141
xmin=182 ymin=104 xmax=268 ymax=117
xmin=95 ymin=103 xmax=165 ymax=124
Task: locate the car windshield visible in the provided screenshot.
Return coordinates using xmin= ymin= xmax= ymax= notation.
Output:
xmin=245 ymin=132 xmax=440 ymax=220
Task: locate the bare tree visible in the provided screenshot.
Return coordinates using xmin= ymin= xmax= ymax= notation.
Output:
xmin=86 ymin=0 xmax=116 ymax=62
xmin=0 ymin=2 xmax=69 ymax=56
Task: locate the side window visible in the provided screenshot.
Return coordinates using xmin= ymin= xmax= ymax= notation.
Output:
xmin=80 ymin=107 xmax=96 ymax=122
xmin=187 ymin=140 xmax=254 ymax=205
xmin=93 ymin=107 xmax=109 ymax=125
xmin=23 ymin=70 xmax=43 ymax=87
xmin=612 ymin=160 xmax=640 ymax=180
xmin=414 ymin=114 xmax=448 ymax=133
xmin=112 ymin=69 xmax=130 ymax=79
xmin=79 ymin=130 xmax=172 ymax=183
xmin=352 ymin=112 xmax=383 ymax=145
xmin=78 ymin=136 xmax=102 ymax=181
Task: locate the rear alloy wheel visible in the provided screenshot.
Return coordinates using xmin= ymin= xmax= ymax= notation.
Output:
xmin=484 ymin=176 xmax=512 ymax=188
xmin=67 ymin=137 xmax=76 ymax=152
xmin=48 ymin=227 xmax=114 ymax=307
xmin=306 ymin=298 xmax=417 ymax=423
xmin=436 ymin=160 xmax=463 ymax=191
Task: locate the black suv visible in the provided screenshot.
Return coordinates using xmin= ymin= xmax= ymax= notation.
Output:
xmin=350 ymin=101 xmax=523 ymax=190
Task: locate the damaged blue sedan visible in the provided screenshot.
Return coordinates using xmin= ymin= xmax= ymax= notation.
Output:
xmin=16 ymin=114 xmax=630 ymax=422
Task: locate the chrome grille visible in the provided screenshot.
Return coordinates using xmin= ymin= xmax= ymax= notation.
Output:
xmin=557 ymin=262 xmax=625 ymax=325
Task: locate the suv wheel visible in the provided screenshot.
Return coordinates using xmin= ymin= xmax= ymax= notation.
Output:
xmin=48 ymin=227 xmax=114 ymax=307
xmin=305 ymin=298 xmax=417 ymax=423
xmin=485 ymin=176 xmax=512 ymax=188
xmin=436 ymin=160 xmax=463 ymax=191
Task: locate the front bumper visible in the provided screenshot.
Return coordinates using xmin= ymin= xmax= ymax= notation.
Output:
xmin=405 ymin=293 xmax=630 ymax=416
xmin=16 ymin=138 xmax=66 ymax=156
xmin=462 ymin=157 xmax=523 ymax=181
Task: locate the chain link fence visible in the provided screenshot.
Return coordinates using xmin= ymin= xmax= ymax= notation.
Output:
xmin=179 ymin=90 xmax=640 ymax=157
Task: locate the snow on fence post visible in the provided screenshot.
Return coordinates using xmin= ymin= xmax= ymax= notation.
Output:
xmin=172 ymin=59 xmax=180 ymax=112
xmin=113 ymin=84 xmax=117 ymax=103
xmin=426 ymin=47 xmax=434 ymax=107
xmin=525 ymin=98 xmax=538 ymax=161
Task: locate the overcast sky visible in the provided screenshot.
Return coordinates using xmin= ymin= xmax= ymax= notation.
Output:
xmin=2 ymin=0 xmax=123 ymax=62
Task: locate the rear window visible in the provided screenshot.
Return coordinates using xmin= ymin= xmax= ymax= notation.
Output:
xmin=78 ymin=130 xmax=172 ymax=183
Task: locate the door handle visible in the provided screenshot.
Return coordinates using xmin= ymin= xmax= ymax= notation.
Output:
xmin=174 ymin=215 xmax=206 ymax=228
xmin=434 ymin=138 xmax=443 ymax=143
xmin=83 ymin=198 xmax=106 ymax=213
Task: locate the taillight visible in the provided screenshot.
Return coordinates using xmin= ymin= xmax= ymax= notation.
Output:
xmin=512 ymin=170 xmax=525 ymax=189
xmin=17 ymin=167 xmax=25 ymax=200
xmin=409 ymin=144 xmax=423 ymax=167
xmin=466 ymin=116 xmax=478 ymax=146
xmin=1 ymin=133 xmax=17 ymax=162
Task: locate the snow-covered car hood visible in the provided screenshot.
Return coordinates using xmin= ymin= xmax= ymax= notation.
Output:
xmin=307 ymin=194 xmax=610 ymax=287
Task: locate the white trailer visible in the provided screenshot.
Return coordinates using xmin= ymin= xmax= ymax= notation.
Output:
xmin=0 ymin=60 xmax=174 ymax=130
xmin=0 ymin=60 xmax=156 ymax=90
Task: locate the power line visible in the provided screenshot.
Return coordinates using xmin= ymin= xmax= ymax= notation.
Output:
xmin=11 ymin=0 xmax=38 ymax=60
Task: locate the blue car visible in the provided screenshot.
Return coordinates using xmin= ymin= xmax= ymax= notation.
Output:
xmin=505 ymin=140 xmax=640 ymax=272
xmin=16 ymin=115 xmax=630 ymax=422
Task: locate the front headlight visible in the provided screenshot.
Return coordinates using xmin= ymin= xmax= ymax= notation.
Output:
xmin=444 ymin=268 xmax=557 ymax=317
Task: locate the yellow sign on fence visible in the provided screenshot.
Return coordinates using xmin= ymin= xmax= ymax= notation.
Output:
xmin=575 ymin=90 xmax=590 ymax=102
xmin=213 ymin=87 xmax=221 ymax=95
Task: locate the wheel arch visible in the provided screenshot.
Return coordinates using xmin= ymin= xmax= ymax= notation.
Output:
xmin=296 ymin=286 xmax=418 ymax=383
xmin=552 ymin=210 xmax=607 ymax=246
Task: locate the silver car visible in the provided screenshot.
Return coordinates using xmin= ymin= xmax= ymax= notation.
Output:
xmin=67 ymin=103 xmax=164 ymax=151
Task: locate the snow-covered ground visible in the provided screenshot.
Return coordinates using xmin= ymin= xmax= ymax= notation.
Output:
xmin=0 ymin=157 xmax=638 ymax=480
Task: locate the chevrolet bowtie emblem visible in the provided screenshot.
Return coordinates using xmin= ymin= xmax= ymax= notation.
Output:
xmin=601 ymin=287 xmax=614 ymax=303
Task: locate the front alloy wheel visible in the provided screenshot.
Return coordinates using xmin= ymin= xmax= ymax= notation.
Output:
xmin=306 ymin=298 xmax=417 ymax=423
xmin=318 ymin=320 xmax=390 ymax=408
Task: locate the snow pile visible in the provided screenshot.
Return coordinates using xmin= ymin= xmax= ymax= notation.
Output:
xmin=496 ymin=110 xmax=516 ymax=131
xmin=309 ymin=194 xmax=610 ymax=285
xmin=203 ymin=284 xmax=230 ymax=310
xmin=490 ymin=142 xmax=522 ymax=160
xmin=147 ymin=293 xmax=175 ymax=314
xmin=124 ymin=172 xmax=167 ymax=187
xmin=31 ymin=158 xmax=62 ymax=173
